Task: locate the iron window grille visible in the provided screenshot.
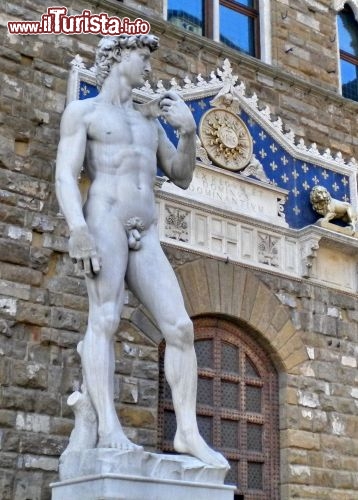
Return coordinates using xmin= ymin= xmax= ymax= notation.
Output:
xmin=158 ymin=317 xmax=279 ymax=499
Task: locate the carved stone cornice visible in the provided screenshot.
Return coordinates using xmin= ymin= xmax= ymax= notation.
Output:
xmin=157 ymin=185 xmax=358 ymax=293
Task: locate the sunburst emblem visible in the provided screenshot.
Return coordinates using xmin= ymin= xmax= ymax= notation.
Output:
xmin=199 ymin=109 xmax=253 ymax=171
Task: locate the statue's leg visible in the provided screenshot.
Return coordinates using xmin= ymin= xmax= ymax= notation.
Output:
xmin=323 ymin=211 xmax=336 ymax=222
xmin=82 ymin=214 xmax=140 ymax=450
xmin=126 ymin=226 xmax=228 ymax=467
xmin=345 ymin=207 xmax=356 ymax=230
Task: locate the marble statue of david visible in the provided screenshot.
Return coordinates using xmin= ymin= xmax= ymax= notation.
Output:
xmin=55 ymin=34 xmax=228 ymax=469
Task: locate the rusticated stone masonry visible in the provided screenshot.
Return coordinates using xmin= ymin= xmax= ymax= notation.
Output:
xmin=1 ymin=0 xmax=358 ymax=499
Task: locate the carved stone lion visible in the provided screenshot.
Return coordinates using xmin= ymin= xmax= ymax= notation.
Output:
xmin=310 ymin=185 xmax=357 ymax=231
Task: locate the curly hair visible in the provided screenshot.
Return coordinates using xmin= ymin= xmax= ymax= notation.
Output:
xmin=95 ymin=34 xmax=159 ymax=89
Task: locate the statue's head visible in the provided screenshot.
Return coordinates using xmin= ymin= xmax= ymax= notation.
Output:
xmin=95 ymin=34 xmax=159 ymax=89
xmin=310 ymin=185 xmax=332 ymax=215
xmin=310 ymin=185 xmax=331 ymax=205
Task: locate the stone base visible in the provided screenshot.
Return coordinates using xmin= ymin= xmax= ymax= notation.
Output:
xmin=51 ymin=472 xmax=235 ymax=500
xmin=315 ymin=219 xmax=357 ymax=237
xmin=50 ymin=449 xmax=235 ymax=500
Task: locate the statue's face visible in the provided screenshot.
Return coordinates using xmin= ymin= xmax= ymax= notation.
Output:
xmin=315 ymin=188 xmax=327 ymax=200
xmin=115 ymin=46 xmax=152 ymax=88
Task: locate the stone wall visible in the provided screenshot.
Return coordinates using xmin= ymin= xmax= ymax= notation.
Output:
xmin=257 ymin=272 xmax=358 ymax=499
xmin=0 ymin=0 xmax=358 ymax=499
xmin=272 ymin=0 xmax=339 ymax=90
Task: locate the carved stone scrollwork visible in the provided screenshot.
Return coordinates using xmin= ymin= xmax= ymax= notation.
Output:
xmin=165 ymin=206 xmax=190 ymax=242
xmin=300 ymin=236 xmax=321 ymax=278
xmin=210 ymin=91 xmax=241 ymax=115
xmin=241 ymin=154 xmax=270 ymax=183
xmin=277 ymin=197 xmax=287 ymax=222
xmin=70 ymin=54 xmax=86 ymax=69
xmin=258 ymin=233 xmax=280 ymax=267
xmin=196 ymin=135 xmax=212 ymax=165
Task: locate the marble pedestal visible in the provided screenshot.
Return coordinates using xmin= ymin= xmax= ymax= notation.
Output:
xmin=50 ymin=449 xmax=235 ymax=500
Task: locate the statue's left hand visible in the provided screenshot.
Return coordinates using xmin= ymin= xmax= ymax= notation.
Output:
xmin=159 ymin=92 xmax=196 ymax=135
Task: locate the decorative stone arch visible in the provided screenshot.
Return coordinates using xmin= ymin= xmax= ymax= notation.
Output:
xmin=333 ymin=0 xmax=358 ymax=20
xmin=175 ymin=257 xmax=308 ymax=374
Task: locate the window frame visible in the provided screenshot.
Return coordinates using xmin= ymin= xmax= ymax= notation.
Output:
xmin=163 ymin=0 xmax=271 ymax=64
xmin=206 ymin=0 xmax=260 ymax=57
xmin=335 ymin=0 xmax=358 ymax=100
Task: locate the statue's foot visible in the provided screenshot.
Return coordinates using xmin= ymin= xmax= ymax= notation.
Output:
xmin=174 ymin=429 xmax=229 ymax=468
xmin=98 ymin=429 xmax=142 ymax=451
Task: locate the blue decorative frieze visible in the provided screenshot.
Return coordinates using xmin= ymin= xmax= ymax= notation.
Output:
xmin=159 ymin=95 xmax=350 ymax=229
xmin=79 ymin=82 xmax=98 ymax=100
xmin=240 ymin=109 xmax=350 ymax=229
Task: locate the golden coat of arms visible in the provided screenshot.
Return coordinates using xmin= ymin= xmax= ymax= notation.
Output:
xmin=199 ymin=108 xmax=253 ymax=170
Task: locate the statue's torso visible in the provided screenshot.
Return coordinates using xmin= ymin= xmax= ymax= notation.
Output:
xmin=82 ymin=101 xmax=159 ymax=228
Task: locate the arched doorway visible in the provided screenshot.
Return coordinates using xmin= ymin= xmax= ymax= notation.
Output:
xmin=158 ymin=317 xmax=280 ymax=499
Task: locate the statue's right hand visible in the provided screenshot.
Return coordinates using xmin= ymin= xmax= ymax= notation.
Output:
xmin=69 ymin=226 xmax=101 ymax=278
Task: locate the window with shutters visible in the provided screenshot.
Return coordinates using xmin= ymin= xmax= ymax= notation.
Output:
xmin=338 ymin=3 xmax=358 ymax=101
xmin=158 ymin=317 xmax=280 ymax=499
